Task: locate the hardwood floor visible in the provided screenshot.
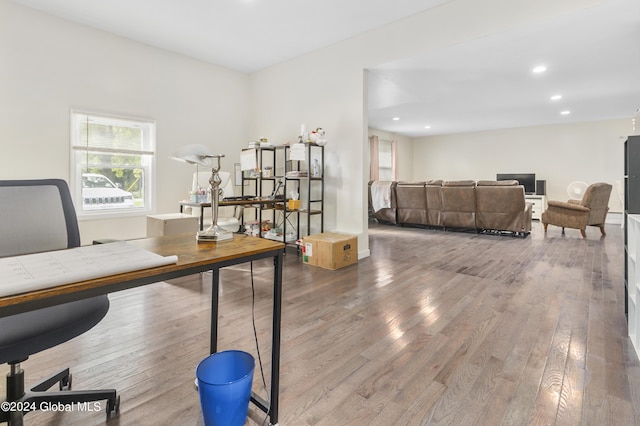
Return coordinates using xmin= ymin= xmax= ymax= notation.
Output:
xmin=3 ymin=220 xmax=639 ymax=425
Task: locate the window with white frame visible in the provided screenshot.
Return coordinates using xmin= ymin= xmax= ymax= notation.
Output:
xmin=70 ymin=111 xmax=155 ymax=218
xmin=378 ymin=139 xmax=394 ymax=181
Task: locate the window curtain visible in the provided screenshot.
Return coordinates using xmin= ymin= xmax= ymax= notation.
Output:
xmin=369 ymin=135 xmax=379 ymax=182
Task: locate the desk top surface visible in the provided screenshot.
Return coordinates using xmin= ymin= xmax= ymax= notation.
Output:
xmin=0 ymin=234 xmax=284 ymax=314
xmin=181 ymin=198 xmax=278 ymax=207
xmin=129 ymin=233 xmax=283 ymax=267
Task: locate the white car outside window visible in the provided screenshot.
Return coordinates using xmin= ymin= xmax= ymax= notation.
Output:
xmin=82 ymin=173 xmax=134 ymax=210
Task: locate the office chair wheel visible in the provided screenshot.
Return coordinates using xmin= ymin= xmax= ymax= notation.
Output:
xmin=59 ymin=373 xmax=72 ymax=391
xmin=106 ymin=395 xmax=120 ymax=418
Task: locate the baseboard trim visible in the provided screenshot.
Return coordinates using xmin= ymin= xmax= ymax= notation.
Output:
xmin=607 ymin=212 xmax=623 ymax=225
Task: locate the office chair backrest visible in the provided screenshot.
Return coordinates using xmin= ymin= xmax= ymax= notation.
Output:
xmin=0 ymin=179 xmax=80 ymax=257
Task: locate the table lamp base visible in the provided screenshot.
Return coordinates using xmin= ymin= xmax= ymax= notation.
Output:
xmin=197 ymin=226 xmax=233 ymax=243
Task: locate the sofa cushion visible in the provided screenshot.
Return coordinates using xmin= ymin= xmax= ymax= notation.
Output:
xmin=477 ymin=180 xmax=519 ymax=186
xmin=476 ymin=183 xmax=531 ymax=233
xmin=443 ymin=180 xmax=476 ymax=187
xmin=425 ymin=181 xmax=443 ymax=226
xmin=441 ymin=181 xmax=476 ymax=228
xmin=396 ymin=182 xmax=427 ymax=225
xmin=397 ymin=181 xmax=426 ymax=185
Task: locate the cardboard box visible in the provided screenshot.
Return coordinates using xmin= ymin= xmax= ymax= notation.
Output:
xmin=146 ymin=213 xmax=199 ymax=237
xmin=302 ymin=232 xmax=357 ymax=270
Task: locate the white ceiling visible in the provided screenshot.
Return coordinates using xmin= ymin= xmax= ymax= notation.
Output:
xmin=10 ymin=0 xmax=449 ymax=72
xmin=10 ymin=0 xmax=640 ymax=137
xmin=368 ymin=0 xmax=640 ymax=136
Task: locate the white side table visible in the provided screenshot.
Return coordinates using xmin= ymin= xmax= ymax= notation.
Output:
xmin=525 ymin=195 xmax=547 ymax=220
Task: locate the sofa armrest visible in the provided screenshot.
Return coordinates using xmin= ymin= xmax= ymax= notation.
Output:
xmin=547 ymin=200 xmax=590 ymax=212
xmin=521 ymin=202 xmax=533 ymax=233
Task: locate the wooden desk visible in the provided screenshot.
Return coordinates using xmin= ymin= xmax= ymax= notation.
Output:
xmin=0 ymin=234 xmax=285 ymax=424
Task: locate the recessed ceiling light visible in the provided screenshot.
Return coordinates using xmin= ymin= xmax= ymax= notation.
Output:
xmin=560 ymin=110 xmax=571 ymax=115
xmin=392 ymin=117 xmax=400 ymax=121
xmin=550 ymin=94 xmax=562 ymax=101
xmin=532 ymin=65 xmax=547 ymax=73
xmin=424 ymin=125 xmax=431 ymax=129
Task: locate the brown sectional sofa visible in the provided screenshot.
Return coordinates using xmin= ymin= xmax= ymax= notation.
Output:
xmin=369 ymin=180 xmax=532 ymax=235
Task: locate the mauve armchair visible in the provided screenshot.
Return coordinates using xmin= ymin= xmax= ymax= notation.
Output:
xmin=541 ymin=182 xmax=612 ymax=238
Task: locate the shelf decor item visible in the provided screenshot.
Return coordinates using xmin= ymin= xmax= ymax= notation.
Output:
xmin=310 ymin=127 xmax=328 ymax=146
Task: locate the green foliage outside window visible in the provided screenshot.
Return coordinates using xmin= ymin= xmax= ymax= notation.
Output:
xmin=81 ymin=122 xmax=147 ymax=203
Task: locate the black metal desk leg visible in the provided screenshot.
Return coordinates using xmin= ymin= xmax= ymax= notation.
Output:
xmin=210 ymin=268 xmax=220 ymax=354
xmin=270 ymin=251 xmax=283 ymax=425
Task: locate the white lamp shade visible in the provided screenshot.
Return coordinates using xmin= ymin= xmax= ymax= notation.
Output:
xmin=169 ymin=144 xmax=213 ymax=166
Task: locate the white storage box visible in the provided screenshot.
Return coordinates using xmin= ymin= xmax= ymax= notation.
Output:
xmin=146 ymin=213 xmax=199 ymax=237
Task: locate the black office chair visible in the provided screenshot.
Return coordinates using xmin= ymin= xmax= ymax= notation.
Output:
xmin=0 ymin=179 xmax=119 ymax=425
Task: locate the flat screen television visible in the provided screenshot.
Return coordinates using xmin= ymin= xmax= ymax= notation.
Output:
xmin=496 ymin=173 xmax=536 ymax=194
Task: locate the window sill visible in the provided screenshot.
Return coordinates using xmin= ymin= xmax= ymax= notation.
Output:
xmin=77 ymin=208 xmax=152 ymax=221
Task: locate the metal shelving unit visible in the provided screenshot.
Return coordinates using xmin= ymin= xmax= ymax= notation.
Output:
xmin=241 ymin=143 xmax=324 ymax=246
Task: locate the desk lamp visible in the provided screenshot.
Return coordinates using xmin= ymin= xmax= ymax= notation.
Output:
xmin=169 ymin=144 xmax=210 ymax=190
xmin=170 ymin=145 xmax=233 ymax=242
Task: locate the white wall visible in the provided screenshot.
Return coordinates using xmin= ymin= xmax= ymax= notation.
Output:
xmin=1 ymin=0 xmax=616 ymax=250
xmin=250 ymin=57 xmax=369 ymax=254
xmin=412 ymin=118 xmax=634 ymax=212
xmin=367 ymin=129 xmax=414 ymax=182
xmin=250 ymin=0 xmax=611 ymax=258
xmin=0 ymin=0 xmax=250 ymax=244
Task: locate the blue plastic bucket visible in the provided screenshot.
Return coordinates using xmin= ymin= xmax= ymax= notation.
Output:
xmin=196 ymin=350 xmax=255 ymax=426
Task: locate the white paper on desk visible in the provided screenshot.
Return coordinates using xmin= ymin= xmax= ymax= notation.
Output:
xmin=240 ymin=149 xmax=257 ymax=171
xmin=0 ymin=241 xmax=178 ymax=298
